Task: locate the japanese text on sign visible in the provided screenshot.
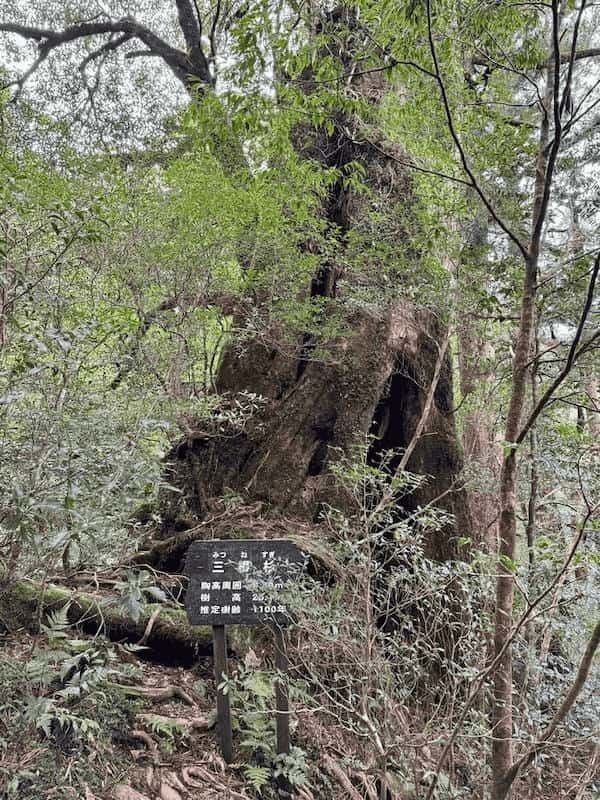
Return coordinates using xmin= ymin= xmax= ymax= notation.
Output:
xmin=184 ymin=539 xmax=306 ymax=626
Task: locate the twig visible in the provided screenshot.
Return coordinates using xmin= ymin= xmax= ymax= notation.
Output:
xmin=137 ymin=607 xmax=162 ymax=646
xmin=500 ymin=619 xmax=600 ymax=797
xmin=517 ymin=252 xmax=600 ymax=444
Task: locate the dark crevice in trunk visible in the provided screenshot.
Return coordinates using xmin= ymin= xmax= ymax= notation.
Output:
xmin=367 ymin=364 xmax=420 ymax=474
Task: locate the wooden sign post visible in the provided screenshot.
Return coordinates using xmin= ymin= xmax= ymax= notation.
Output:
xmin=212 ymin=623 xmax=233 ymax=763
xmin=273 ymin=625 xmax=290 ymax=756
xmin=184 ymin=539 xmax=306 ymax=764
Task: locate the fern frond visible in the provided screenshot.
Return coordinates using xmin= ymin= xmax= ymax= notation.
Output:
xmin=243 ymin=764 xmax=270 ymax=792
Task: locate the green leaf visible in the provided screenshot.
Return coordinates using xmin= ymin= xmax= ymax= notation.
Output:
xmin=243 ymin=765 xmax=270 ymax=791
xmin=246 ymin=671 xmax=275 ymax=698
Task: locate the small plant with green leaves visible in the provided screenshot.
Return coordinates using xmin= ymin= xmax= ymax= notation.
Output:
xmin=222 ymin=664 xmax=310 ymax=795
xmin=273 ymin=747 xmax=310 ymax=789
xmin=21 ymin=605 xmax=140 ymax=746
xmin=0 ymin=604 xmax=141 ymax=797
xmin=145 ymin=715 xmax=188 ymax=753
xmin=114 ymin=569 xmax=168 ymax=621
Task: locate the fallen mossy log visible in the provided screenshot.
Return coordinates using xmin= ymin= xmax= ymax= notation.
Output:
xmin=0 ymin=579 xmax=212 ymax=662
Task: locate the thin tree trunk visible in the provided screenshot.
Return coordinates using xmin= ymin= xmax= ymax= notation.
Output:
xmin=491 ymin=10 xmax=559 ymax=793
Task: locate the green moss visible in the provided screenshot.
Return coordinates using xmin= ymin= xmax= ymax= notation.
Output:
xmin=0 ymin=580 xmax=212 ymax=654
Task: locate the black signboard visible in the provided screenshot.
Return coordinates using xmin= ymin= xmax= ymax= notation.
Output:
xmin=184 ymin=539 xmax=306 ymax=627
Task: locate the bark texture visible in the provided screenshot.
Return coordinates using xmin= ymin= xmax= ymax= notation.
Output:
xmin=159 ymin=301 xmax=471 ymax=562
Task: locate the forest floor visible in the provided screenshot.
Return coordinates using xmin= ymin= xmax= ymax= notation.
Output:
xmin=0 ymin=627 xmax=252 ymax=800
xmin=0 ymin=609 xmax=348 ymax=800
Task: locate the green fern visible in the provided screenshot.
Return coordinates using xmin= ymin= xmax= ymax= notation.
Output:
xmin=243 ymin=764 xmax=270 ymax=792
xmin=41 ymin=603 xmax=72 ymax=641
xmin=145 ymin=715 xmax=187 ymax=752
xmin=272 ymin=747 xmax=309 ymax=787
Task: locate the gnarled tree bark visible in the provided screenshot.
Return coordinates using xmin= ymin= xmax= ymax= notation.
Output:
xmin=158 ymin=300 xmax=471 ymax=562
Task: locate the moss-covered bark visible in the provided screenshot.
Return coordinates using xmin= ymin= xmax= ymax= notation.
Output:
xmin=0 ymin=579 xmax=212 ymax=661
xmin=159 ymin=302 xmax=471 ymax=561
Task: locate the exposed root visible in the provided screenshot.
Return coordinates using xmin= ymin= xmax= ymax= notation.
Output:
xmin=180 ymin=764 xmax=250 ymax=799
xmin=159 ymin=786 xmax=182 ymax=800
xmin=130 ymin=729 xmax=159 ymax=762
xmin=139 ymin=712 xmax=216 ymax=732
xmin=158 ymin=771 xmax=187 ymax=800
xmin=296 ymin=788 xmax=316 ymax=800
xmin=132 ymin=509 xmax=342 ymax=581
xmin=125 ymin=685 xmax=195 ymax=705
xmin=113 ymin=786 xmax=152 ymax=800
xmin=323 ymin=753 xmax=365 ymax=800
xmin=181 ymin=766 xmax=205 ymax=788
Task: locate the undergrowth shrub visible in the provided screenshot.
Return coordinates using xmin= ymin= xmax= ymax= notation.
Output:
xmin=221 ymin=663 xmax=311 ymax=797
xmin=282 ymin=443 xmax=492 ymax=798
xmin=0 ymin=605 xmax=141 ymax=799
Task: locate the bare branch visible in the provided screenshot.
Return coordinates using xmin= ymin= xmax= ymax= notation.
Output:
xmin=472 ymin=46 xmax=600 ymax=71
xmin=517 ymin=251 xmax=600 ymax=444
xmin=124 ymin=49 xmax=161 ymax=60
xmin=424 ymin=1 xmax=529 ymax=260
xmin=209 ymin=0 xmax=222 ymax=64
xmin=528 ymin=0 xmax=567 ymax=258
xmin=0 ymin=17 xmax=212 ymax=90
xmin=79 ymin=32 xmax=132 ymax=73
xmin=559 ymin=1 xmax=587 ymax=118
xmin=359 ymin=135 xmax=474 ymax=188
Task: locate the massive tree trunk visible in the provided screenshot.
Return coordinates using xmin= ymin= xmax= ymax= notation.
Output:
xmin=158 ymin=300 xmax=471 ymax=562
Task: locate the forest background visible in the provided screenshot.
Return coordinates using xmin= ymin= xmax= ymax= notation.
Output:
xmin=0 ymin=2 xmax=598 ymax=800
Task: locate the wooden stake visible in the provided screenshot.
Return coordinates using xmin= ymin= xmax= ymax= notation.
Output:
xmin=274 ymin=625 xmax=290 ymax=755
xmin=212 ymin=624 xmax=233 ymax=763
